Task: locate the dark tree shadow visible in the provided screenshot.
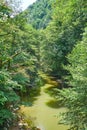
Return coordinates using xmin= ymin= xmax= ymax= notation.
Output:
xmin=46 ymin=99 xmax=63 ymax=109
xmin=20 ymin=87 xmax=41 ymax=106
xmin=44 ymin=86 xmax=59 ymax=97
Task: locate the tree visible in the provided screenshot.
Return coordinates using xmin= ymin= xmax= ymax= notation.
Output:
xmin=26 ymin=0 xmax=55 ymax=29
xmin=0 ymin=1 xmax=41 ymax=128
xmin=57 ymin=27 xmax=87 ymax=130
xmin=40 ymin=0 xmax=87 ymax=78
xmin=0 ymin=70 xmax=20 ymax=128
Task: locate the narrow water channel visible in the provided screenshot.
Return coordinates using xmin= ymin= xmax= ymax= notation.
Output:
xmin=20 ymin=78 xmax=69 ymax=130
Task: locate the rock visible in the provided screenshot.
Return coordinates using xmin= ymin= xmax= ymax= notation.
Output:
xmin=37 ymin=128 xmax=41 ymax=130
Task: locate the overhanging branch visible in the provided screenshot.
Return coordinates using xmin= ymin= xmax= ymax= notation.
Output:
xmin=2 ymin=50 xmax=21 ymax=66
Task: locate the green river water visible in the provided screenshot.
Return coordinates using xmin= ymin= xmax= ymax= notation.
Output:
xmin=20 ymin=78 xmax=69 ymax=130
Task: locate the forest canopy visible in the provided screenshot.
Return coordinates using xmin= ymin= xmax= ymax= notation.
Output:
xmin=0 ymin=0 xmax=87 ymax=129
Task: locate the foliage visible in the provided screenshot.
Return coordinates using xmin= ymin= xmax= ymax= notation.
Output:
xmin=26 ymin=0 xmax=55 ymax=29
xmin=57 ymin=27 xmax=87 ymax=130
xmin=0 ymin=0 xmax=87 ymax=129
xmin=34 ymin=0 xmax=87 ymax=129
xmin=0 ymin=70 xmax=20 ymax=127
xmin=0 ymin=1 xmax=40 ymax=128
xmin=40 ymin=0 xmax=87 ymax=78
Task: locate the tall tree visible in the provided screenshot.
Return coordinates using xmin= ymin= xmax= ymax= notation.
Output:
xmin=0 ymin=1 xmax=40 ymax=128
xmin=57 ymin=27 xmax=87 ymax=130
xmin=41 ymin=0 xmax=87 ymax=78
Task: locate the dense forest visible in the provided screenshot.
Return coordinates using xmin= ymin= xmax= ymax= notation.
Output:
xmin=27 ymin=0 xmax=55 ymax=29
xmin=0 ymin=0 xmax=87 ymax=129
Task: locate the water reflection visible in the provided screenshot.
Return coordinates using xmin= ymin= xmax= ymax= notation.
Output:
xmin=21 ymin=86 xmax=41 ymax=106
xmin=46 ymin=99 xmax=63 ymax=109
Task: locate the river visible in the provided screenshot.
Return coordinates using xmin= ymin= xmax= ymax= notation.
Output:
xmin=20 ymin=75 xmax=69 ymax=130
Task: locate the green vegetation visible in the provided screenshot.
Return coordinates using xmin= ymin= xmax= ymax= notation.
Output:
xmin=57 ymin=27 xmax=87 ymax=130
xmin=0 ymin=0 xmax=40 ymax=129
xmin=0 ymin=0 xmax=87 ymax=129
xmin=40 ymin=0 xmax=87 ymax=78
xmin=26 ymin=0 xmax=55 ymax=29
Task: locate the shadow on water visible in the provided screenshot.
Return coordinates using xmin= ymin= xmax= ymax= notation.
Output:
xmin=46 ymin=99 xmax=63 ymax=109
xmin=44 ymin=85 xmax=64 ymax=109
xmin=21 ymin=87 xmax=41 ymax=107
xmin=19 ymin=80 xmax=69 ymax=130
xmin=44 ymin=85 xmax=59 ymax=97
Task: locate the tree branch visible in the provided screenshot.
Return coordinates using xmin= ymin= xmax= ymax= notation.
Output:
xmin=2 ymin=50 xmax=21 ymax=66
